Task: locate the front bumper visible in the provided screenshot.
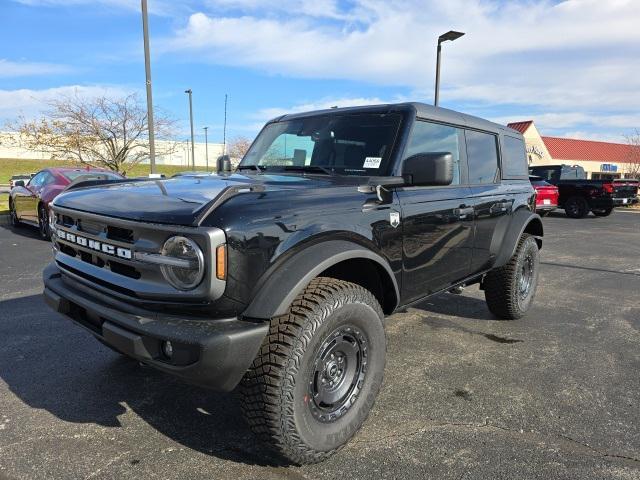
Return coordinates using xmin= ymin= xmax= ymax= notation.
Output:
xmin=43 ymin=263 xmax=268 ymax=391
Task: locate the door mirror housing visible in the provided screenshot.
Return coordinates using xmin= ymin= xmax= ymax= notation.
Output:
xmin=402 ymin=152 xmax=453 ymax=186
xmin=14 ymin=180 xmax=25 ymax=187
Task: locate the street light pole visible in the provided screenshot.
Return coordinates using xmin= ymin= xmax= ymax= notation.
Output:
xmin=185 ymin=89 xmax=195 ymax=169
xmin=141 ymin=0 xmax=156 ymax=174
xmin=434 ymin=30 xmax=465 ymax=107
xmin=203 ymin=126 xmax=209 ymax=172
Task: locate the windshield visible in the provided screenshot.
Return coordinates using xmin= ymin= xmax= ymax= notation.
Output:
xmin=240 ymin=113 xmax=402 ymax=176
xmin=62 ymin=171 xmax=122 ymax=181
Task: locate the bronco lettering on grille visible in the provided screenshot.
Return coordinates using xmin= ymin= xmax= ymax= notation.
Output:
xmin=56 ymin=229 xmax=132 ymax=260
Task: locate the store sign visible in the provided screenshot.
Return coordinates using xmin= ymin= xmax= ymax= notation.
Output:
xmin=526 ymin=144 xmax=545 ymax=158
xmin=600 ymin=164 xmax=618 ymax=172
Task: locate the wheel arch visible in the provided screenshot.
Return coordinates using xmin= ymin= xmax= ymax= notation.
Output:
xmin=493 ymin=209 xmax=543 ymax=269
xmin=242 ymin=240 xmax=400 ymax=320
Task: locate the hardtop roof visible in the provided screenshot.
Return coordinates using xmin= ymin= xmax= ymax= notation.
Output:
xmin=271 ymin=102 xmax=515 ymax=137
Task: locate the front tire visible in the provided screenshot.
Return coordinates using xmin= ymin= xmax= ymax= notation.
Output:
xmin=564 ymin=196 xmax=589 ymax=218
xmin=240 ymin=277 xmax=386 ymax=464
xmin=484 ymin=234 xmax=540 ymax=320
xmin=9 ymin=199 xmax=21 ymax=228
xmin=38 ymin=204 xmax=50 ymax=240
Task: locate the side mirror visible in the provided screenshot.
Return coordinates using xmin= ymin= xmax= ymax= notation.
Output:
xmin=14 ymin=180 xmax=25 ymax=187
xmin=402 ymin=152 xmax=453 ymax=186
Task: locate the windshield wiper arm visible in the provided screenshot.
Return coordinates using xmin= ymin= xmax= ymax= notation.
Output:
xmin=282 ymin=165 xmax=335 ymax=175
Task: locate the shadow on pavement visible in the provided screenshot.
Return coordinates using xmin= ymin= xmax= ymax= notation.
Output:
xmin=411 ymin=292 xmax=496 ymax=321
xmin=0 ymin=218 xmax=43 ymax=241
xmin=0 ymin=294 xmax=287 ymax=467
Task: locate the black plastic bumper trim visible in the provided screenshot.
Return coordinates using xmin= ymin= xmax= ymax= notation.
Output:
xmin=43 ymin=263 xmax=268 ymax=392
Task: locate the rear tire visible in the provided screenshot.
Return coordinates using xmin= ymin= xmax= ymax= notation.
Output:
xmin=484 ymin=234 xmax=540 ymax=320
xmin=564 ymin=196 xmax=589 ymax=218
xmin=592 ymin=208 xmax=613 ymax=217
xmin=240 ymin=277 xmax=386 ymax=464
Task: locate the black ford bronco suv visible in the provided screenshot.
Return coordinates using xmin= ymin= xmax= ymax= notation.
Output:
xmin=43 ymin=103 xmax=543 ymax=464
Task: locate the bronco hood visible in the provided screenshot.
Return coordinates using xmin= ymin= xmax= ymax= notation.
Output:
xmin=52 ymin=174 xmax=267 ymax=226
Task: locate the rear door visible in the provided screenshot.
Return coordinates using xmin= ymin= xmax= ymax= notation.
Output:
xmin=396 ymin=120 xmax=474 ymax=304
xmin=465 ymin=130 xmax=514 ymax=273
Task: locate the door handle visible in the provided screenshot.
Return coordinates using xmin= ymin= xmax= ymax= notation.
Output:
xmin=491 ymin=200 xmax=511 ymax=213
xmin=454 ymin=205 xmax=474 ymax=219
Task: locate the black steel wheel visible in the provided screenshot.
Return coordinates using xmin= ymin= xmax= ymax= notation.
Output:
xmin=240 ymin=277 xmax=386 ymax=464
xmin=308 ymin=325 xmax=368 ymax=423
xmin=38 ymin=204 xmax=51 ymax=240
xmin=564 ymin=196 xmax=589 ymax=218
xmin=484 ymin=234 xmax=540 ymax=320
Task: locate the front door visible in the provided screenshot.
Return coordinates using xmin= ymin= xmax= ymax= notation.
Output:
xmin=397 ymin=120 xmax=474 ymax=304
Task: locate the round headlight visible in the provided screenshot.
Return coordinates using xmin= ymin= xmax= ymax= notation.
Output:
xmin=160 ymin=236 xmax=205 ymax=290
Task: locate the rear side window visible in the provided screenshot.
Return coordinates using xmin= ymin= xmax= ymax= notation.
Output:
xmin=465 ymin=130 xmax=499 ymax=184
xmin=404 ymin=120 xmax=461 ymax=185
xmin=502 ymin=136 xmax=527 ymax=177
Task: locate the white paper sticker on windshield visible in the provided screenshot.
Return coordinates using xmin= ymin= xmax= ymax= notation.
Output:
xmin=363 ymin=157 xmax=382 ymax=169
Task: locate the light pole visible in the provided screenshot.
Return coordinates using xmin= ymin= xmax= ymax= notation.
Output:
xmin=434 ymin=30 xmax=465 ymax=107
xmin=185 ymin=89 xmax=195 ymax=169
xmin=141 ymin=0 xmax=156 ymax=174
xmin=203 ymin=126 xmax=209 ymax=172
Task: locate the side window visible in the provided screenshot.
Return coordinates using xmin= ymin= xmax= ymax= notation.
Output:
xmin=502 ymin=136 xmax=527 ymax=177
xmin=28 ymin=172 xmax=45 ymax=187
xmin=42 ymin=172 xmax=56 ymax=185
xmin=465 ymin=130 xmax=499 ymax=184
xmin=404 ymin=120 xmax=461 ymax=185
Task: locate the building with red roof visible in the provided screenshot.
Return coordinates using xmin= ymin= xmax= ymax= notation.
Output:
xmin=506 ymin=121 xmax=639 ymax=180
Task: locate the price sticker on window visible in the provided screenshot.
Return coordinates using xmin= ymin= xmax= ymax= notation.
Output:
xmin=363 ymin=157 xmax=382 ymax=169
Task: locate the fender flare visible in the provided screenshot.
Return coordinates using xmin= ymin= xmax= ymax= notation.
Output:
xmin=492 ymin=209 xmax=543 ymax=268
xmin=242 ymin=240 xmax=400 ymax=319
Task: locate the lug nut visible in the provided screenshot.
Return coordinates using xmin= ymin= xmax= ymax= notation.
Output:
xmin=162 ymin=340 xmax=173 ymax=359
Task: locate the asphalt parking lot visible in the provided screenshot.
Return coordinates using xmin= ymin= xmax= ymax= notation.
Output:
xmin=0 ymin=210 xmax=639 ymax=479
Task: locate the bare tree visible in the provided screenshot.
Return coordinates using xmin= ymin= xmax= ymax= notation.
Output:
xmin=227 ymin=136 xmax=252 ymax=167
xmin=10 ymin=93 xmax=176 ymax=174
xmin=624 ymin=129 xmax=640 ymax=179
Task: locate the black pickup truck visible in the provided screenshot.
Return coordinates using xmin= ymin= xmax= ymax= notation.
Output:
xmin=43 ymin=102 xmax=543 ymax=464
xmin=529 ymin=164 xmax=639 ymax=218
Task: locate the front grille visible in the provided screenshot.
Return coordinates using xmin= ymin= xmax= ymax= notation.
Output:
xmin=50 ymin=207 xmax=225 ymax=304
xmin=107 ymin=225 xmax=134 ymax=244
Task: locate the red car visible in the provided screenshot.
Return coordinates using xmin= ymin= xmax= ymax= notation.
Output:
xmin=530 ymin=175 xmax=559 ymax=216
xmin=9 ymin=167 xmax=123 ymax=239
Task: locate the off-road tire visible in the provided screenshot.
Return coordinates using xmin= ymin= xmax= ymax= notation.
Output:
xmin=484 ymin=234 xmax=539 ymax=320
xmin=38 ymin=204 xmax=50 ymax=240
xmin=564 ymin=196 xmax=589 ymax=218
xmin=592 ymin=208 xmax=613 ymax=217
xmin=9 ymin=199 xmax=21 ymax=228
xmin=240 ymin=277 xmax=386 ymax=465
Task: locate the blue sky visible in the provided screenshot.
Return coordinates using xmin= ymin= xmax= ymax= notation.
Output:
xmin=1 ymin=0 xmax=639 ymax=144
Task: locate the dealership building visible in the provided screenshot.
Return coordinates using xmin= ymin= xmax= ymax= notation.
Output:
xmin=507 ymin=121 xmax=638 ymax=180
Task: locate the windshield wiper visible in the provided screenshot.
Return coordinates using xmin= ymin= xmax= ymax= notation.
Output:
xmin=282 ymin=165 xmax=335 ymax=175
xmin=237 ymin=164 xmax=266 ymax=172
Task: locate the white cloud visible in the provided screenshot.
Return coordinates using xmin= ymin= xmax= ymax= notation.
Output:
xmin=0 ymin=59 xmax=72 ymax=78
xmin=163 ymin=0 xmax=640 ymax=117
